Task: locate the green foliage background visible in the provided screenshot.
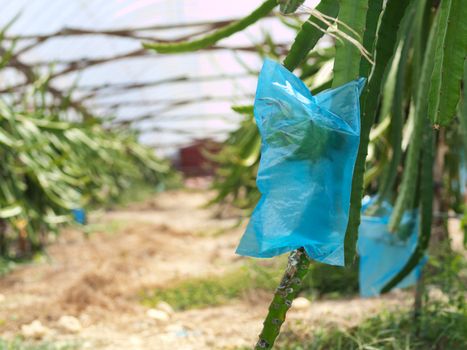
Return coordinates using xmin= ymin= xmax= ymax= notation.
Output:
xmin=0 ymin=76 xmax=174 ymax=257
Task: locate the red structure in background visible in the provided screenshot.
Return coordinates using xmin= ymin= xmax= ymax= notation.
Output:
xmin=175 ymin=139 xmax=221 ymax=177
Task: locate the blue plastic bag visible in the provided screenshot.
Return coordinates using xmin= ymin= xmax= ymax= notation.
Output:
xmin=358 ymin=197 xmax=426 ymax=297
xmin=236 ymin=59 xmax=365 ymax=266
xmin=460 ymin=150 xmax=466 ymax=195
xmin=72 ymin=208 xmax=86 ymax=225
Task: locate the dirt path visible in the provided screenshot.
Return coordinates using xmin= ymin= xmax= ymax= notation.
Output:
xmin=0 ymin=190 xmax=410 ymax=349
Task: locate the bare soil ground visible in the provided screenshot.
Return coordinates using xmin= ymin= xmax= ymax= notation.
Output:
xmin=0 ymin=190 xmax=411 ymax=350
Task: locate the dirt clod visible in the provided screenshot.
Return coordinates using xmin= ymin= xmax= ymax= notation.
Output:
xmin=21 ymin=320 xmax=51 ymax=339
xmin=292 ymin=296 xmax=312 ymax=310
xmin=57 ymin=315 xmax=82 ymax=333
xmin=146 ymin=309 xmax=170 ymax=322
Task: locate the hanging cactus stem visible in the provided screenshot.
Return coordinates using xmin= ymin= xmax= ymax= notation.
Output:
xmin=254 ymin=248 xmax=311 ymax=350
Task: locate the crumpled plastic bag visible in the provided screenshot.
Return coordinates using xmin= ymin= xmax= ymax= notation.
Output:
xmin=236 ymin=59 xmax=365 ymax=266
xmin=358 ymin=197 xmax=426 ymax=297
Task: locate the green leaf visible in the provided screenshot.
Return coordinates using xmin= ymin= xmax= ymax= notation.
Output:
xmin=332 ymin=0 xmax=368 ymax=87
xmin=359 ymin=0 xmax=384 ymax=77
xmin=0 ymin=205 xmax=22 ymax=218
xmin=344 ymin=0 xmax=413 ymax=265
xmin=0 ymin=128 xmax=16 ymax=147
xmin=388 ymin=0 xmax=444 ymax=232
xmin=376 ymin=33 xmax=412 ymax=203
xmin=231 ymin=105 xmax=254 ymax=115
xmin=278 ymin=0 xmax=305 ymax=14
xmin=143 ymin=0 xmax=277 ymax=53
xmin=283 ymin=0 xmax=339 ymax=71
xmin=382 ymin=123 xmax=434 ymax=293
xmin=428 ymin=0 xmax=467 ymax=125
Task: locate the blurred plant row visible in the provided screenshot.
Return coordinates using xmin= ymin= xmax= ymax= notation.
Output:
xmin=0 ymin=67 xmax=173 ymax=259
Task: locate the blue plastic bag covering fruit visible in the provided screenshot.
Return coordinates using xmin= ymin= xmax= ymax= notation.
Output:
xmin=358 ymin=197 xmax=426 ymax=297
xmin=236 ymin=59 xmax=365 ymax=266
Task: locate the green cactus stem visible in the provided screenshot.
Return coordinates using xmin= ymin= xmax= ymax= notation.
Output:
xmin=343 ymin=0 xmax=413 ymax=265
xmin=387 ymin=0 xmax=439 ymax=233
xmin=278 ymin=0 xmax=306 ymax=14
xmin=381 ymin=125 xmax=434 ymax=293
xmin=254 ymin=248 xmax=311 ymax=350
xmin=143 ymin=0 xmax=277 ymax=53
xmin=283 ymin=0 xmax=339 ymax=71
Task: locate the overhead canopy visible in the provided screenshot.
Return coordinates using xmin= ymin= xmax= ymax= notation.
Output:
xmin=0 ymin=0 xmax=304 ymax=154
